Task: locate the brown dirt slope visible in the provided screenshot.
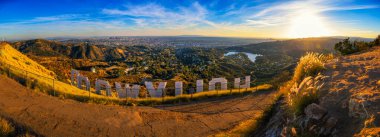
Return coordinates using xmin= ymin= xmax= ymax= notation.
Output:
xmin=0 ymin=75 xmax=277 ymax=137
xmin=320 ymin=46 xmax=380 ymax=136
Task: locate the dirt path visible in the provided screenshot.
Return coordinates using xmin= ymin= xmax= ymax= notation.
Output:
xmin=0 ymin=75 xmax=277 ymax=137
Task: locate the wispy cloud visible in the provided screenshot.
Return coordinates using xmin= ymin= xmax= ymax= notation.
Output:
xmin=0 ymin=14 xmax=132 ymax=40
xmin=102 ymin=2 xmax=214 ymax=29
xmin=223 ymin=0 xmax=378 ymax=27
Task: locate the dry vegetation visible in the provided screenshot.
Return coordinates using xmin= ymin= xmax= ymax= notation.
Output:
xmin=292 ymin=52 xmax=332 ymax=83
xmin=0 ymin=116 xmax=36 ymax=137
xmin=282 ymin=52 xmax=332 ymax=113
xmin=0 ymin=117 xmax=14 ymax=137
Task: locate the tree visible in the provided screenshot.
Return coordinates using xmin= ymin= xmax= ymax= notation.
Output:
xmin=334 ymin=38 xmax=358 ymax=55
xmin=374 ymin=35 xmax=380 ymax=46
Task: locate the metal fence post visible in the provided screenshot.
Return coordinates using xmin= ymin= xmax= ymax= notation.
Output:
xmin=7 ymin=64 xmax=10 ymax=77
xmin=52 ymin=79 xmax=55 ymax=96
xmin=190 ymin=87 xmax=194 ymax=100
xmin=162 ymin=88 xmax=165 ymax=103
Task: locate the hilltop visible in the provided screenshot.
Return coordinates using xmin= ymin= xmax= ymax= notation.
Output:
xmin=254 ymin=45 xmax=380 ymax=136
xmin=0 ymin=42 xmax=117 ymax=100
xmin=320 ymin=46 xmax=380 ymax=136
xmin=12 ymin=39 xmax=126 ymax=61
xmin=0 ymin=42 xmax=55 ymax=78
xmin=227 ymin=37 xmax=343 ymax=58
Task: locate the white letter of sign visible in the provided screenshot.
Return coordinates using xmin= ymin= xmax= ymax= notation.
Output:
xmin=196 ymin=80 xmax=203 ymax=92
xmin=234 ymin=76 xmax=250 ymax=89
xmin=209 ymin=78 xmax=228 ymax=91
xmin=77 ymin=75 xmax=90 ymax=91
xmin=115 ymin=82 xmax=140 ymax=98
xmin=145 ymin=82 xmax=167 ymax=97
xmin=175 ymin=81 xmax=183 ymax=96
xmin=71 ymin=69 xmax=80 ymax=86
xmin=95 ymin=79 xmax=112 ymax=96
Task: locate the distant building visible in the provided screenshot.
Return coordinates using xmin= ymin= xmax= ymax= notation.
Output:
xmin=125 ymin=67 xmax=134 ymax=74
xmin=91 ymin=67 xmax=96 ymax=73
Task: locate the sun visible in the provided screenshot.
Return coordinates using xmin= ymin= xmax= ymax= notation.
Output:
xmin=287 ymin=11 xmax=332 ymax=38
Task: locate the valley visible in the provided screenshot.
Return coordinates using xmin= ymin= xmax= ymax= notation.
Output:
xmin=8 ymin=37 xmax=343 ymax=93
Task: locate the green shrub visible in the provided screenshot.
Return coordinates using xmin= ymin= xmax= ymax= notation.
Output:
xmin=334 ymin=38 xmax=358 ymax=55
xmin=334 ymin=37 xmax=379 ymax=55
xmin=374 ymin=35 xmax=380 ymax=46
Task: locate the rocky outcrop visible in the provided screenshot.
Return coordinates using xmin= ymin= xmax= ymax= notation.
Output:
xmin=256 ymin=102 xmax=339 ymax=137
xmin=294 ymin=103 xmax=338 ymax=136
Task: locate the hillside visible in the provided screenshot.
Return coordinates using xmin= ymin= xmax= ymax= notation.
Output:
xmin=12 ymin=39 xmax=126 ymax=61
xmin=227 ymin=37 xmax=342 ymax=57
xmin=0 ymin=42 xmax=55 ymax=78
xmin=0 ymin=42 xmax=114 ymax=100
xmin=320 ymin=46 xmax=380 ymax=136
xmin=254 ymin=46 xmax=380 ymax=136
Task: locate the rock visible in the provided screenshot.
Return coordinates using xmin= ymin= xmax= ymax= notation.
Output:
xmin=305 ymin=103 xmax=327 ymax=120
xmin=349 ymin=93 xmax=372 ymax=118
xmin=321 ymin=117 xmax=338 ymax=135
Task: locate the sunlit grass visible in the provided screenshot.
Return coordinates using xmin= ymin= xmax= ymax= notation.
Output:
xmin=133 ymin=84 xmax=273 ymax=105
xmin=293 ymin=52 xmax=332 ymax=83
xmin=288 ymin=53 xmax=331 ymax=115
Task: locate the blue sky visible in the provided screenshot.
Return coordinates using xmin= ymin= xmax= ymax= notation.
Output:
xmin=0 ymin=0 xmax=379 ymax=40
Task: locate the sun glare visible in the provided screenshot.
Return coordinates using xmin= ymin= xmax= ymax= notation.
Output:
xmin=287 ymin=11 xmax=332 ymax=38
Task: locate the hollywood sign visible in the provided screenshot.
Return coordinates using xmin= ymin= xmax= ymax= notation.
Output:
xmin=71 ymin=69 xmax=251 ymax=98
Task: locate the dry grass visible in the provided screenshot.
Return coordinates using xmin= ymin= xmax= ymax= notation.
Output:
xmin=283 ymin=53 xmax=331 ymax=115
xmin=0 ymin=116 xmax=37 ymax=137
xmin=133 ymin=84 xmax=273 ymax=105
xmin=0 ymin=42 xmax=54 ymax=78
xmin=0 ymin=117 xmax=15 ymax=137
xmin=293 ymin=52 xmax=332 ymax=83
xmin=288 ymin=75 xmax=327 ymax=115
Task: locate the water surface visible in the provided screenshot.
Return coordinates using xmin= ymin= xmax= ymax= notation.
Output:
xmin=224 ymin=52 xmax=262 ymax=62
